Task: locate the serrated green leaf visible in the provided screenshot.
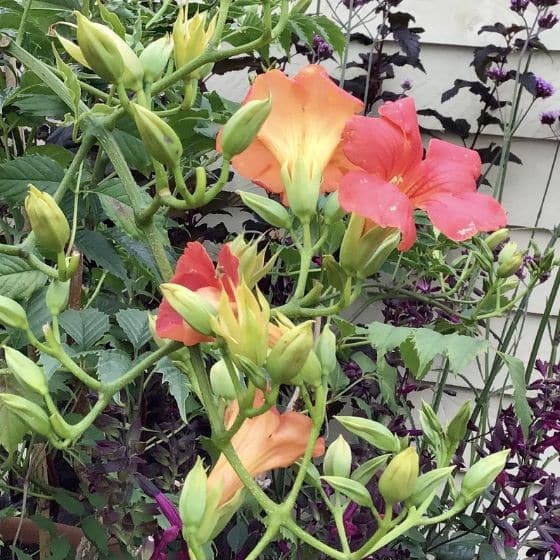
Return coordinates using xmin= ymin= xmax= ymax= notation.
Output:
xmin=501 ymin=352 xmax=533 ymax=438
xmin=446 ymin=334 xmax=487 ymax=373
xmin=156 ymin=357 xmax=190 ymax=422
xmin=112 ymin=118 xmax=152 ymax=176
xmin=115 ymin=309 xmax=151 ymax=349
xmin=80 ymin=517 xmax=108 ymax=554
xmin=0 ymin=155 xmax=65 ymax=205
xmin=12 ymin=94 xmax=68 ymax=118
xmin=109 ymin=229 xmax=162 ymax=282
xmin=75 ymin=229 xmax=127 ymax=279
xmin=98 ymin=193 xmax=143 ymax=239
xmin=409 ymin=329 xmax=448 ymax=378
xmin=52 ymin=489 xmax=85 ymax=516
xmin=96 ymin=349 xmax=133 ymax=385
xmin=367 ymin=322 xmax=412 ymax=357
xmin=321 ymin=476 xmax=373 ymax=508
xmin=0 ymin=254 xmax=47 ymax=300
xmin=59 ymin=308 xmax=110 ymax=352
xmin=46 ymin=535 xmax=71 ymax=560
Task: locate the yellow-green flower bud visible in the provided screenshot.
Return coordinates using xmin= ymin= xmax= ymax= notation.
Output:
xmin=496 ymin=242 xmax=524 ymax=278
xmin=139 ymin=34 xmax=174 ymax=82
xmin=460 ymin=450 xmax=509 ymax=504
xmin=323 ymin=192 xmax=345 ymax=224
xmin=46 ymin=280 xmax=70 ymax=316
xmin=228 ymin=235 xmax=277 ymax=289
xmin=378 ymin=447 xmax=419 ymax=505
xmin=485 ymin=228 xmax=510 ymax=250
xmin=316 ymin=324 xmax=337 ymax=376
xmin=340 ymin=215 xmax=400 ymax=278
xmin=295 ymin=350 xmax=322 ymax=387
xmin=0 ymin=295 xmax=29 ymax=330
xmin=446 ymin=401 xmax=470 ymax=445
xmin=220 ymin=97 xmax=272 ymax=160
xmin=0 ymin=394 xmax=51 ymax=437
xmin=407 ymin=466 xmax=455 ymax=508
xmin=266 ymin=321 xmax=314 ymax=384
xmin=130 ymin=103 xmax=183 ymax=169
xmin=4 ymin=347 xmax=48 ymax=397
xmin=160 ymin=283 xmax=216 ymax=335
xmin=324 ymin=435 xmax=352 ymax=478
xmin=281 ymin=156 xmax=322 ymax=223
xmin=24 ymin=185 xmax=70 ymax=254
xmin=210 ymin=360 xmax=238 ymax=400
xmin=74 ymin=12 xmax=143 ymax=90
xmin=236 ymin=355 xmax=268 ymax=390
xmin=239 ymin=191 xmax=292 ymax=229
xmin=179 ymin=457 xmax=208 ymax=531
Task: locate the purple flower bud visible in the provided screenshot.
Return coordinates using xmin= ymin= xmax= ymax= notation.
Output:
xmin=511 ymin=0 xmax=530 ymax=12
xmin=401 ymin=79 xmax=412 ymax=91
xmin=538 ymin=12 xmax=559 ymax=27
xmin=487 ymin=66 xmax=509 ymax=83
xmin=540 ymin=110 xmax=559 ymax=124
xmin=312 ymin=34 xmax=333 ymax=60
xmin=535 ymin=359 xmax=549 ymax=376
xmin=535 ymin=77 xmax=555 ymax=98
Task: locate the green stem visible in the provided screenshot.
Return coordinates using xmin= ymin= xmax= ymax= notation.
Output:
xmin=210 ymin=0 xmax=234 ymax=47
xmin=16 ymin=0 xmax=34 ymax=46
xmin=293 ymin=223 xmax=313 ymax=299
xmin=202 ymin=159 xmax=231 ymax=204
xmin=283 ymin=519 xmax=347 ymax=560
xmin=333 ymin=507 xmax=351 ymax=555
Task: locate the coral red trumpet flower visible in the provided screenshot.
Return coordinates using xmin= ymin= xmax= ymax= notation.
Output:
xmin=339 ymin=97 xmax=507 ymax=250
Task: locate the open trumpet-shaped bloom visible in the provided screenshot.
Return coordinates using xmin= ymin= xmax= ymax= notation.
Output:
xmin=155 ymin=242 xmax=239 ymax=346
xmin=339 ymin=97 xmax=507 ymax=250
xmin=208 ymin=391 xmax=325 ymax=507
xmin=222 ymin=64 xmax=363 ymax=198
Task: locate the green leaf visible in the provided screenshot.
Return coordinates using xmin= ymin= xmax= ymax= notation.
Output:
xmin=335 ymin=416 xmax=401 ymax=453
xmin=52 ymin=489 xmax=85 ymax=516
xmin=366 ymin=322 xmax=412 ymax=358
xmin=12 ymin=548 xmax=34 ymax=560
xmin=53 ymin=45 xmax=81 ymax=121
xmin=98 ymin=194 xmax=143 ymax=239
xmin=113 ymin=117 xmax=152 ymax=176
xmin=321 ymin=476 xmax=373 ymax=508
xmin=80 ymin=517 xmax=108 ymax=554
xmin=500 ymin=352 xmax=533 ymax=438
xmin=0 ymin=380 xmax=28 ymax=454
xmin=351 ymin=455 xmax=390 ymax=486
xmin=11 ymin=94 xmax=68 ymax=118
xmin=59 ymin=308 xmax=110 ymax=352
xmin=97 ymin=0 xmax=126 ymax=38
xmin=409 ymin=329 xmax=448 ymax=378
xmin=115 ymin=309 xmax=151 ymax=349
xmin=47 ymin=536 xmax=71 ymax=560
xmin=446 ymin=334 xmax=487 ymax=373
xmin=75 ymin=229 xmax=127 ymax=280
xmin=96 ymin=349 xmax=132 ymax=385
xmin=310 ymin=15 xmax=346 ymax=58
xmin=0 ymin=155 xmax=65 ymax=205
xmin=432 ymin=533 xmax=485 ymax=560
xmin=25 ymin=145 xmax=75 ymax=167
xmin=0 ymin=255 xmax=46 ymax=300
xmin=157 ymin=357 xmax=190 ymax=422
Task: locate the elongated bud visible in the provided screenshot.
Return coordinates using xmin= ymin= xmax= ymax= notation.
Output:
xmin=496 ymin=242 xmax=523 ymax=278
xmin=4 ymin=347 xmax=48 ymax=396
xmin=130 ymin=104 xmax=183 ymax=168
xmin=446 ymin=401 xmax=470 ymax=445
xmin=239 ymin=191 xmax=291 ymax=229
xmin=25 ymin=185 xmax=70 ymax=253
xmin=266 ymin=321 xmax=314 ymax=384
xmin=378 ymin=447 xmax=419 ymax=505
xmin=160 ymin=283 xmax=216 ymax=335
xmin=335 ymin=416 xmax=400 ymax=453
xmin=461 ymin=450 xmax=509 ymax=504
xmin=236 ymin=355 xmax=267 ymax=390
xmin=210 ymin=360 xmax=238 ymax=400
xmin=179 ymin=457 xmax=208 ymax=530
xmin=407 ymin=466 xmax=455 ymax=508
xmin=281 ymin=157 xmax=321 ymax=223
xmin=485 ymin=228 xmax=510 ymax=250
xmin=228 ymin=235 xmax=277 ymax=289
xmin=420 ymin=400 xmax=445 ymax=450
xmin=139 ymin=34 xmax=174 ymax=82
xmin=75 ymin=12 xmax=144 ymax=90
xmin=316 ymin=325 xmax=337 ymax=376
xmin=0 ymin=295 xmax=29 ymax=330
xmin=323 ymin=192 xmax=345 ymax=224
xmin=324 ymin=435 xmax=352 ymax=478
xmin=46 ymin=280 xmax=70 ymax=316
xmin=0 ymin=394 xmax=51 ymax=437
xmin=340 ymin=215 xmax=399 ymax=278
xmin=220 ymin=97 xmax=272 ymax=160
xmin=293 ymin=350 xmax=322 ymax=387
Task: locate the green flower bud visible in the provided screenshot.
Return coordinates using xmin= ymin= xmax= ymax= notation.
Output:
xmin=0 ymin=295 xmax=29 ymax=330
xmin=446 ymin=401 xmax=470 ymax=445
xmin=24 ymin=185 xmax=70 ymax=253
xmin=130 ymin=103 xmax=183 ymax=168
xmin=316 ymin=324 xmax=337 ymax=376
xmin=500 ymin=277 xmax=519 ymax=292
xmin=179 ymin=457 xmax=208 ymax=531
xmin=210 ymin=360 xmax=238 ymax=400
xmin=75 ymin=11 xmax=143 ymax=90
xmin=335 ymin=416 xmax=400 ymax=453
xmin=238 ymin=191 xmax=292 ymax=229
xmin=139 ymin=34 xmax=174 ymax=82
xmin=420 ymin=400 xmax=445 ymax=449
xmin=461 ymin=450 xmax=509 ymax=504
xmin=160 ymin=283 xmax=216 ymax=336
xmin=236 ymin=355 xmax=267 ymax=390
xmin=406 ymin=466 xmax=455 ymax=508
xmin=324 ymin=435 xmax=352 ymax=478
xmin=220 ymin=97 xmax=272 ymax=160
xmin=497 ymin=242 xmax=524 ymax=278
xmin=46 ymin=280 xmax=70 ymax=316
xmin=4 ymin=347 xmax=48 ymax=397
xmin=378 ymin=447 xmax=419 ymax=505
xmin=323 ymin=192 xmax=346 ymax=224
xmin=281 ymin=156 xmax=321 ymax=223
xmin=292 ymin=350 xmax=322 ymax=387
xmin=0 ymin=394 xmax=51 ymax=437
xmin=266 ymin=321 xmax=314 ymax=384
xmin=485 ymin=228 xmax=510 ymax=250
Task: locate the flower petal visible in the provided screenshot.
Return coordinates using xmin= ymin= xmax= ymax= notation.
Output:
xmin=172 ymin=242 xmax=220 ymax=291
xmin=420 ymin=191 xmax=508 ymax=242
xmin=339 ymin=171 xmax=417 ymax=250
xmin=425 ymin=138 xmax=481 ymax=179
xmin=217 ymin=244 xmax=240 ymax=298
xmin=343 ymin=97 xmax=422 ymax=178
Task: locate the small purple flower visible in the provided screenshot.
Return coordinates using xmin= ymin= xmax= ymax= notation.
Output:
xmin=342 ymin=0 xmax=371 ymax=8
xmin=538 ymin=12 xmax=559 ymax=27
xmin=487 ymin=66 xmax=509 ymax=83
xmin=535 ymin=77 xmax=555 ymax=98
xmin=540 ymin=110 xmax=559 ymax=125
xmin=511 ymin=0 xmax=530 ymax=12
xmin=312 ymin=35 xmax=333 ymax=60
xmin=535 ymin=359 xmax=550 ymax=376
xmin=401 ymin=79 xmax=412 ymax=91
